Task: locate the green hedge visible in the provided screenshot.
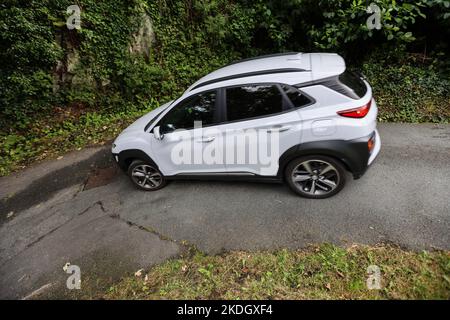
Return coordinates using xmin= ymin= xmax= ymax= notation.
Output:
xmin=1 ymin=0 xmax=449 ymax=128
xmin=0 ymin=0 xmax=449 ymax=175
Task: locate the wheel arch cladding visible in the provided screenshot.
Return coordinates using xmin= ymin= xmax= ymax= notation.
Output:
xmin=278 ymin=140 xmax=370 ymax=179
xmin=116 ymin=149 xmax=158 ymax=171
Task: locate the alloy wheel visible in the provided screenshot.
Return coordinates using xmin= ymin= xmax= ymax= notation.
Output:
xmin=291 ymin=159 xmax=340 ymax=196
xmin=131 ymin=164 xmax=163 ymax=190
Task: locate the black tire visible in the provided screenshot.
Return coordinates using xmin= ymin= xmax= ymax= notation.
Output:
xmin=285 ymin=155 xmax=346 ymax=199
xmin=127 ymin=159 xmax=167 ymax=191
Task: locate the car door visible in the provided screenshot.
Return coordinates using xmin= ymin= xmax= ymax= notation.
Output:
xmin=218 ymin=83 xmax=313 ymax=176
xmin=150 ymin=89 xmax=227 ymax=175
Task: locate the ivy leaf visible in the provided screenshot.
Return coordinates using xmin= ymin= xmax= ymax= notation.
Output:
xmin=52 ymin=21 xmax=66 ymax=27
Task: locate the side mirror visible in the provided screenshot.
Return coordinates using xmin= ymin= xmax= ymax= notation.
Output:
xmin=153 ymin=126 xmax=164 ymax=140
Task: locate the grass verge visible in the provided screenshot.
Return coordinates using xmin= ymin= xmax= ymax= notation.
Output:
xmin=101 ymin=244 xmax=449 ymax=300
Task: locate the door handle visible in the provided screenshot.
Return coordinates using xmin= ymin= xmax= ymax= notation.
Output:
xmin=196 ymin=136 xmax=216 ymax=143
xmin=266 ymin=125 xmax=292 ymax=133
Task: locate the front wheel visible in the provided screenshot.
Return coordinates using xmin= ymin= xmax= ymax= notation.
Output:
xmin=127 ymin=160 xmax=167 ymax=191
xmin=285 ymin=155 xmax=346 ymax=199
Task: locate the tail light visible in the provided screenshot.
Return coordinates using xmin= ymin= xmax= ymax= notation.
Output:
xmin=337 ymin=100 xmax=371 ymax=118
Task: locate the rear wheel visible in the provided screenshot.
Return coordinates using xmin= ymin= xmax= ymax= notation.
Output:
xmin=285 ymin=155 xmax=346 ymax=199
xmin=127 ymin=160 xmax=167 ymax=191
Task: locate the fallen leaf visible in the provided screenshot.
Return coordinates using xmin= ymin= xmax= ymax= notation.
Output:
xmin=57 ymin=156 xmax=63 ymax=160
xmin=134 ymin=269 xmax=144 ymax=277
xmin=7 ymin=211 xmax=14 ymax=218
xmin=325 ymin=283 xmax=331 ymax=290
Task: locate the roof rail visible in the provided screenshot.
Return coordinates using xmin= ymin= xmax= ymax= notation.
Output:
xmin=225 ymin=52 xmax=300 ymax=67
xmin=191 ymin=68 xmax=308 ymax=91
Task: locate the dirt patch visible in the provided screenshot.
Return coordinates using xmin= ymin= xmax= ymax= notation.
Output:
xmin=84 ymin=166 xmax=120 ymax=191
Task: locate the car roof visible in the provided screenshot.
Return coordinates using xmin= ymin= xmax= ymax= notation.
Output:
xmin=185 ymin=52 xmax=346 ymax=94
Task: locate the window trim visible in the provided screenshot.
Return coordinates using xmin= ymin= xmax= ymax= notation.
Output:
xmin=280 ymin=83 xmax=316 ymax=110
xmin=219 ymin=82 xmax=316 ymax=125
xmin=148 ymin=82 xmax=316 ymax=133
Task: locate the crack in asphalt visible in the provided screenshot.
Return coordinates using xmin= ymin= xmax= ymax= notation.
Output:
xmin=25 ymin=201 xmax=106 ymax=250
xmin=2 ymin=194 xmax=188 ymax=269
xmin=107 ymin=213 xmax=193 ymax=253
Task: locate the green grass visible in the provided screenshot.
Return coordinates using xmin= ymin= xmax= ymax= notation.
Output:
xmin=100 ymin=244 xmax=449 ymax=300
xmin=0 ymin=102 xmax=158 ymax=176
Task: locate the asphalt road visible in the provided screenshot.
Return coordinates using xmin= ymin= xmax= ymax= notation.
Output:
xmin=0 ymin=123 xmax=449 ymax=299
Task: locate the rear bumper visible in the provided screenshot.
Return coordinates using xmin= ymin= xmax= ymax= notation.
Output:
xmin=350 ymin=129 xmax=380 ymax=179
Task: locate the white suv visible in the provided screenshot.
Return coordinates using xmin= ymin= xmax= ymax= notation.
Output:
xmin=112 ymin=52 xmax=380 ymax=199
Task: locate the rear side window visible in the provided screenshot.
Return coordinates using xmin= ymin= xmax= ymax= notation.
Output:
xmin=281 ymin=84 xmax=313 ymax=108
xmin=338 ymin=71 xmax=367 ymax=99
xmin=306 ymin=71 xmax=368 ymax=100
xmin=226 ymin=84 xmax=284 ymax=122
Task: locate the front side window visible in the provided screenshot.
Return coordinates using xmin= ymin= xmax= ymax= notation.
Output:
xmin=158 ymin=91 xmax=217 ymax=133
xmin=226 ymin=84 xmax=284 ymax=122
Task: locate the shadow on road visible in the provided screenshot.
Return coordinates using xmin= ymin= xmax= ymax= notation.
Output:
xmin=0 ymin=148 xmax=114 ymax=224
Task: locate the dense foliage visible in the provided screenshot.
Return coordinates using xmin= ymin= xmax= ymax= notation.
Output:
xmin=0 ymin=0 xmax=449 ymax=175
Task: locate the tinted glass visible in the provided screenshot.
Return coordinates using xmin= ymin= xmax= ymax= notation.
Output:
xmin=282 ymin=84 xmax=312 ymax=108
xmin=159 ymin=91 xmax=217 ymax=133
xmin=338 ymin=71 xmax=367 ymax=99
xmin=226 ymin=85 xmax=283 ymax=121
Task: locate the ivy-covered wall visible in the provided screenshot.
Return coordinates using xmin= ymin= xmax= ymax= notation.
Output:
xmin=0 ymin=0 xmax=449 ymax=176
xmin=1 ymin=0 xmax=449 ymax=128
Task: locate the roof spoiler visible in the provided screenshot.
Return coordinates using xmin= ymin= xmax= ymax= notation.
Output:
xmin=308 ymin=53 xmax=346 ymax=81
